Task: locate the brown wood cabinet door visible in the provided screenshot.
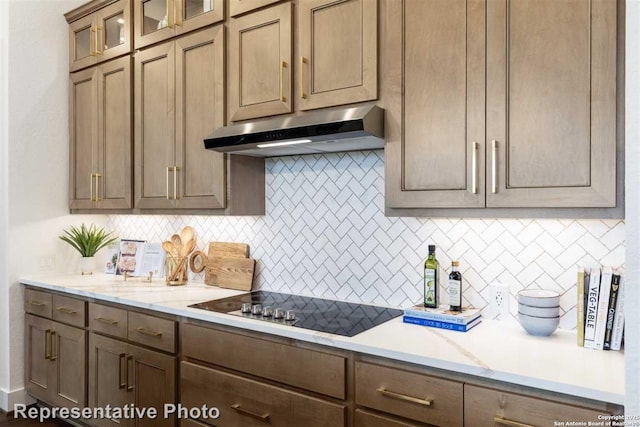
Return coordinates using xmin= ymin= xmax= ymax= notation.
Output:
xmin=69 ymin=67 xmax=99 ymax=210
xmin=134 ymin=41 xmax=176 ymax=209
xmin=229 ymin=2 xmax=292 ymax=121
xmin=174 ymin=26 xmax=226 ymax=209
xmin=175 ymin=0 xmax=224 ymax=35
xmin=133 ymin=0 xmax=176 ymax=49
xmin=96 ymin=0 xmax=132 ymax=64
xmin=96 ymin=56 xmax=133 ymax=209
xmin=89 ymin=333 xmax=131 ymax=427
xmin=50 ymin=322 xmax=87 ymax=409
xmin=69 ymin=13 xmax=98 ymax=72
xmin=25 ymin=315 xmax=53 ymax=403
xmin=128 ymin=345 xmax=176 ymax=427
xmin=385 ymin=0 xmax=486 ymax=209
xmin=486 ymin=0 xmax=616 ymax=208
xmin=298 ymin=0 xmax=377 ymax=110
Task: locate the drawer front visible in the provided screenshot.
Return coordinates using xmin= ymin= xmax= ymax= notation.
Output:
xmin=464 ymin=384 xmax=608 ymax=426
xmin=128 ymin=311 xmax=176 ymax=353
xmin=52 ymin=295 xmax=86 ymax=328
xmin=89 ymin=303 xmax=127 ymax=339
xmin=182 ymin=323 xmax=346 ymax=399
xmin=181 ymin=361 xmax=346 ymax=427
xmin=355 ymin=361 xmax=463 ymax=427
xmin=355 ymin=409 xmax=423 ymax=427
xmin=25 ymin=289 xmax=53 ymax=318
xmin=180 ymin=419 xmax=212 ymax=427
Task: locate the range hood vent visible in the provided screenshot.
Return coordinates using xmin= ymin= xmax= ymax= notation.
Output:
xmin=204 ymin=104 xmax=384 ymax=157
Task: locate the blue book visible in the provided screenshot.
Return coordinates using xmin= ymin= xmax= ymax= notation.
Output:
xmin=403 ymin=315 xmax=482 ymax=332
xmin=403 ymin=305 xmax=481 ymax=325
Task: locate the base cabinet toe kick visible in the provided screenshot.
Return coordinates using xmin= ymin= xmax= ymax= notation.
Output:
xmin=23 ymin=286 xmax=623 ymax=427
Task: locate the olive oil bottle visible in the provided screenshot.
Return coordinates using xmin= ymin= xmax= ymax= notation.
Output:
xmin=424 ymin=245 xmax=439 ymax=308
xmin=448 ymin=261 xmax=462 ymax=312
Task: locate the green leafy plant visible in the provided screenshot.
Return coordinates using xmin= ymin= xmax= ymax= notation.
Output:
xmin=59 ymin=224 xmax=119 ymax=257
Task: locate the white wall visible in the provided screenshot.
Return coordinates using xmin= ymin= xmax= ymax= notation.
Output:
xmin=0 ymin=0 xmax=105 ymax=411
xmin=625 ymin=0 xmax=640 ymax=417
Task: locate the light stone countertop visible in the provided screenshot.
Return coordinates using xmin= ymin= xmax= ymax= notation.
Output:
xmin=20 ymin=273 xmax=625 ymax=406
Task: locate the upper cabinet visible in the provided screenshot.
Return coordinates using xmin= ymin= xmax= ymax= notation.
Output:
xmin=229 ymin=2 xmax=292 ymax=121
xmin=69 ymin=56 xmax=133 ymax=211
xmin=385 ymin=0 xmax=618 ymax=211
xmin=298 ymin=0 xmax=378 ymax=111
xmin=67 ymin=0 xmax=132 ymax=72
xmin=133 ymin=0 xmax=224 ymax=49
xmin=228 ymin=0 xmax=378 ymax=122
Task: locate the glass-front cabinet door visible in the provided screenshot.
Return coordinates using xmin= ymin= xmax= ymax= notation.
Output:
xmin=67 ymin=0 xmax=132 ymax=72
xmin=134 ymin=0 xmax=223 ymax=48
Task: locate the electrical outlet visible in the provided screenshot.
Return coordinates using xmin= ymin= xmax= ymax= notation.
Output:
xmin=489 ymin=282 xmax=510 ymax=319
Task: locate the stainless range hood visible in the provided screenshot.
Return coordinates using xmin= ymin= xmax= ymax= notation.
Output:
xmin=204 ymin=104 xmax=384 ymax=157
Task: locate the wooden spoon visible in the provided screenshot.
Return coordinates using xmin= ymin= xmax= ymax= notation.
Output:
xmin=183 ymin=237 xmax=196 ymax=257
xmin=181 ymin=226 xmax=195 ymax=248
xmin=171 ymin=234 xmax=182 ymax=257
xmin=162 ymin=241 xmax=174 ymax=255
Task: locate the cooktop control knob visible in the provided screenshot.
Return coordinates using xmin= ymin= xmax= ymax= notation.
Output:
xmin=251 ymin=304 xmax=263 ymax=315
xmin=273 ymin=308 xmax=285 ymax=319
xmin=241 ymin=303 xmax=252 ymax=314
xmin=263 ymin=306 xmax=274 ymax=317
xmin=285 ymin=310 xmax=296 ymax=322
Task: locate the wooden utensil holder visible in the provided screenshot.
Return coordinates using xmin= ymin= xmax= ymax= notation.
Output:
xmin=166 ymin=255 xmax=188 ymax=286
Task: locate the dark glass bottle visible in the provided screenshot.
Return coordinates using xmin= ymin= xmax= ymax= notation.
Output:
xmin=448 ymin=260 xmax=462 ymax=312
xmin=423 ymin=245 xmax=439 ymax=308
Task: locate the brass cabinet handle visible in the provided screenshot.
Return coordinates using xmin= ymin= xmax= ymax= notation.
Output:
xmin=231 ymin=404 xmax=270 ymax=422
xmin=44 ymin=329 xmax=51 ymax=360
xmin=136 ymin=327 xmax=162 ymax=337
xmin=493 ymin=416 xmax=535 ymax=427
xmin=491 ymin=139 xmax=497 ymax=194
xmin=89 ymin=26 xmax=96 ymax=56
xmin=94 ymin=173 xmax=102 ymax=201
xmin=174 ymin=0 xmax=182 ymax=26
xmin=166 ymin=0 xmax=174 ymax=28
xmin=126 ymin=355 xmax=134 ymax=391
xmin=299 ymin=56 xmax=307 ymax=99
xmin=280 ymin=60 xmax=287 ymax=102
xmin=56 ymin=307 xmax=77 ymax=315
xmin=376 ymin=387 xmax=433 ymax=407
xmin=471 ymin=141 xmax=478 ymax=194
xmin=27 ymin=300 xmax=45 ymax=307
xmin=94 ymin=317 xmax=118 ymax=325
xmin=50 ymin=331 xmax=57 ymax=361
xmin=95 ymin=26 xmax=103 ymax=55
xmin=90 ymin=173 xmax=95 ymax=202
xmin=173 ymin=166 xmax=180 ymax=200
xmin=166 ymin=167 xmax=171 ymax=200
xmin=119 ymin=353 xmax=127 ymax=389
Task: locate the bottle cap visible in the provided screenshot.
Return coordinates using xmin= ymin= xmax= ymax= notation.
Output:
xmin=452 ymin=260 xmax=460 ymax=266
xmin=428 ymin=245 xmax=436 ymax=253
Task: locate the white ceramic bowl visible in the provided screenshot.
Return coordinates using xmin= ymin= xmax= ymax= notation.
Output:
xmin=517 ymin=289 xmax=560 ymax=308
xmin=518 ymin=312 xmax=560 ymax=336
xmin=518 ymin=302 xmax=560 ymax=318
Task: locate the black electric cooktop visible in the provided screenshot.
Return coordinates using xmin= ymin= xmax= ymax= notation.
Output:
xmin=189 ymin=291 xmax=403 ymax=337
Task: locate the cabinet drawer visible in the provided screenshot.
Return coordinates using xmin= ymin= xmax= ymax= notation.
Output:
xmin=355 ymin=361 xmax=463 ymax=427
xmin=25 ymin=289 xmax=52 ymax=318
xmin=181 ymin=361 xmax=346 ymax=427
xmin=464 ymin=384 xmax=608 ymax=426
xmin=182 ymin=323 xmax=346 ymax=399
xmin=128 ymin=311 xmax=176 ymax=353
xmin=355 ymin=409 xmax=423 ymax=427
xmin=89 ymin=303 xmax=127 ymax=338
xmin=52 ymin=295 xmax=86 ymax=328
xmin=180 ymin=419 xmax=211 ymax=427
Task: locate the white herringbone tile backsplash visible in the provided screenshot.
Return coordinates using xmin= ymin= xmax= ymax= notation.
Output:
xmin=107 ymin=150 xmax=625 ymax=329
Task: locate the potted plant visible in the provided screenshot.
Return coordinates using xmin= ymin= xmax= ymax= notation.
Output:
xmin=59 ymin=224 xmax=118 ymax=275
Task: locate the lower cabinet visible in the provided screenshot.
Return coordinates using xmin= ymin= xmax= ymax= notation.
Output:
xmin=25 ymin=314 xmax=86 ymax=409
xmin=464 ymin=384 xmax=608 ymax=426
xmin=88 ymin=332 xmax=176 ymax=427
xmin=354 ymin=409 xmax=422 ymax=427
xmin=355 ymin=361 xmax=463 ymax=427
xmin=181 ymin=361 xmax=346 ymax=426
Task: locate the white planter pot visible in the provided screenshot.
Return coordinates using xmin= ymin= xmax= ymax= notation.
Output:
xmin=80 ymin=256 xmax=96 ymax=275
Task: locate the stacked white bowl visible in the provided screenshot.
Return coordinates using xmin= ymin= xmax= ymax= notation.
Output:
xmin=517 ymin=289 xmax=560 ymax=336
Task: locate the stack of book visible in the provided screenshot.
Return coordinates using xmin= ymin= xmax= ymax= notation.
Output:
xmin=403 ymin=306 xmax=482 ymax=332
xmin=577 ymin=266 xmax=625 ymax=351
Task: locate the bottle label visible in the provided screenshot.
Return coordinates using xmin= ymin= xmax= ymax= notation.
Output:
xmin=448 ymin=279 xmax=461 ymax=305
xmin=424 ymin=269 xmax=437 ymax=306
